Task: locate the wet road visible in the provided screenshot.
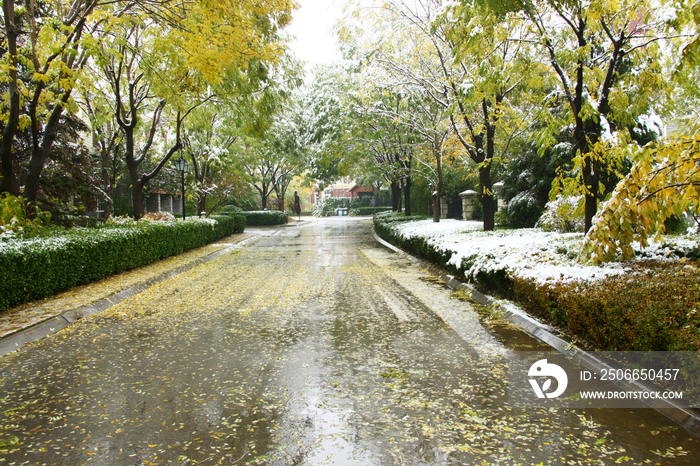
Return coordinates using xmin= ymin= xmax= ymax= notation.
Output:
xmin=1 ymin=218 xmax=698 ymax=465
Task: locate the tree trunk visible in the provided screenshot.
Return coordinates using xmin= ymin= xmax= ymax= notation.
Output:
xmin=582 ymin=153 xmax=598 ymax=233
xmin=261 ymin=192 xmax=268 ymax=210
xmin=403 ymin=176 xmax=411 ymax=216
xmin=24 ymin=146 xmax=48 ymax=211
xmin=198 ymin=192 xmax=207 ymax=217
xmin=1 ymin=0 xmax=21 ymax=197
xmin=576 ymin=122 xmax=599 ymax=233
xmin=102 ymin=163 xmax=112 ymax=219
xmin=123 ymin=128 xmax=145 ymax=220
xmin=132 ymin=180 xmax=145 ymax=220
xmin=431 ymin=190 xmax=439 ymax=222
xmin=433 ymin=150 xmax=443 ymax=223
xmin=480 ymin=165 xmax=495 ymax=231
xmin=391 ymin=181 xmax=400 ymax=211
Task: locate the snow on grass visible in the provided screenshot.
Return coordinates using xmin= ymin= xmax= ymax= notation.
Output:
xmin=391 ymin=219 xmax=698 ymax=286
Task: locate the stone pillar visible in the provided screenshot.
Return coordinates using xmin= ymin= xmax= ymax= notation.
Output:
xmin=493 ymin=182 xmax=506 ymax=212
xmin=459 ymin=190 xmax=478 ymax=220
xmin=162 ymin=195 xmax=173 ymax=214
xmin=173 ymin=195 xmax=182 ymax=215
xmin=440 ymin=198 xmax=449 ymax=219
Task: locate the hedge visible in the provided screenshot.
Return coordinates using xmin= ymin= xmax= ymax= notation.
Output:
xmin=373 ymin=213 xmax=700 ymax=351
xmin=0 ymin=215 xmax=245 ymax=312
xmin=374 ymin=212 xmax=462 ymax=276
xmin=242 ymin=210 xmax=287 ymax=226
xmin=351 ymin=206 xmax=393 ymax=216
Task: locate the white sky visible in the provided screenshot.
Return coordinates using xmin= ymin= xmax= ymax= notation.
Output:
xmin=284 ymin=0 xmax=346 ymax=69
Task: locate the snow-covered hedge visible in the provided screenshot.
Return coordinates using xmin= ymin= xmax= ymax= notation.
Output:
xmin=0 ymin=215 xmax=243 ymax=311
xmin=374 ymin=214 xmax=700 ymax=350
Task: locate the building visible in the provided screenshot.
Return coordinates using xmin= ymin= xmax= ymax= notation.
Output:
xmin=309 ymin=182 xmax=378 ymax=205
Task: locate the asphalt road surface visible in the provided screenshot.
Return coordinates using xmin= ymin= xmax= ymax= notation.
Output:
xmin=1 ymin=218 xmax=698 ymax=465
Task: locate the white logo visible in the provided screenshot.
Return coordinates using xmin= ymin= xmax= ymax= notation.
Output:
xmin=528 ymin=359 xmax=568 ymax=399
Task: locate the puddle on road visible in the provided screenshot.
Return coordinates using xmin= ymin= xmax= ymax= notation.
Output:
xmin=450 ymin=290 xmax=552 ymax=352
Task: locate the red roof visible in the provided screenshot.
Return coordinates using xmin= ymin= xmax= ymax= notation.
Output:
xmin=349 ymin=184 xmax=376 ymax=194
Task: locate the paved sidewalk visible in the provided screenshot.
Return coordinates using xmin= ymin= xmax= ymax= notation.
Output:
xmin=0 ymin=231 xmax=259 ymax=356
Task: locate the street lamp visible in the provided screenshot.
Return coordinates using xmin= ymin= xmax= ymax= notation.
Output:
xmin=173 ymin=157 xmax=190 ymax=219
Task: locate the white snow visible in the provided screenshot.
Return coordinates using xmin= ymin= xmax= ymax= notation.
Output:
xmin=657 ymin=5 xmax=678 ymax=23
xmin=390 ymin=219 xmax=698 ymax=286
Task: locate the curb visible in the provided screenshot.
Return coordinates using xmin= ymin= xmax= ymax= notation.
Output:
xmin=373 ymin=231 xmax=700 ymax=439
xmin=0 ymin=234 xmax=261 ymax=358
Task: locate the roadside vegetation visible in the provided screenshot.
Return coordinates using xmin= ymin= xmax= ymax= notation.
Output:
xmin=0 ymin=205 xmax=245 ymax=311
xmin=375 ymin=212 xmax=700 ymax=351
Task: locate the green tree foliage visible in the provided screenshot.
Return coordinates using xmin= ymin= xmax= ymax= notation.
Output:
xmin=513 ymin=0 xmax=679 ymax=232
xmin=0 ymin=0 xmax=114 ymax=213
xmin=299 ymin=64 xmax=361 ymax=184
xmin=1 ymin=0 xmax=296 ymax=219
xmin=581 ymin=134 xmax=700 ymax=264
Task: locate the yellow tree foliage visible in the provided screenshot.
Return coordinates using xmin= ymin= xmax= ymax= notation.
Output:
xmin=581 ymin=134 xmax=700 ymax=264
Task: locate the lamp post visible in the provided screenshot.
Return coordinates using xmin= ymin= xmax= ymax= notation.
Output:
xmin=173 ymin=157 xmax=190 ymax=219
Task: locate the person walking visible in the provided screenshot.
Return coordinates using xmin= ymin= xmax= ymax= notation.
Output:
xmin=294 ymin=191 xmax=302 ymax=220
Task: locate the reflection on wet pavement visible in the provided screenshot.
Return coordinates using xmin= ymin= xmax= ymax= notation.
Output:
xmin=0 ymin=218 xmax=698 ymax=465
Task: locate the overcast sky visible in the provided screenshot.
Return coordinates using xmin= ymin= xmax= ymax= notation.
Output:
xmin=284 ymin=0 xmax=346 ymax=69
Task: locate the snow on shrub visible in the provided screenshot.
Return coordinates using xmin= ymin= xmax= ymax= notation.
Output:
xmin=375 ymin=215 xmax=700 ymax=351
xmin=105 ymin=215 xmax=137 ymax=226
xmin=536 ymin=195 xmax=585 ymax=233
xmin=143 ymin=211 xmax=176 ymax=222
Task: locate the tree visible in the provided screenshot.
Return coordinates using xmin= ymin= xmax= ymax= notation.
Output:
xmin=509 ymin=0 xmax=679 ymax=232
xmin=350 ymin=82 xmax=420 ymax=215
xmin=88 ymin=0 xmax=295 ymax=218
xmin=79 ymin=81 xmax=124 ymax=219
xmin=347 ymin=0 xmax=532 ymax=229
xmin=0 ymin=0 xmax=190 ymax=214
xmin=269 ymin=105 xmax=308 ymax=211
xmin=241 ymin=111 xmax=306 ymax=211
xmin=182 ymin=105 xmax=239 ymax=216
xmin=300 ymin=64 xmax=361 ymax=185
xmin=437 ymin=0 xmax=537 ymax=230
xmin=94 ymin=18 xmax=189 ymax=219
xmin=580 ymin=2 xmax=700 ymax=262
xmin=1 ymin=0 xmax=107 ymax=212
xmin=1 ymin=0 xmax=295 ymax=218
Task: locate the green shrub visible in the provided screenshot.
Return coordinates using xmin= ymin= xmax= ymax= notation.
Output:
xmin=373 ymin=213 xmax=462 ymax=276
xmin=511 ymin=261 xmax=700 ymax=351
xmin=243 ymin=210 xmax=287 ymax=225
xmin=1 ymin=193 xmax=53 ymax=239
xmin=664 ymin=215 xmax=688 ymax=234
xmin=220 ymin=205 xmax=243 ymax=214
xmin=506 ymin=191 xmax=543 ymax=228
xmin=61 ymin=215 xmax=104 ymax=228
xmin=0 ymin=215 xmax=241 ymax=312
xmin=231 ymin=214 xmax=246 ymax=233
xmin=471 ymin=197 xmax=483 ymax=220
